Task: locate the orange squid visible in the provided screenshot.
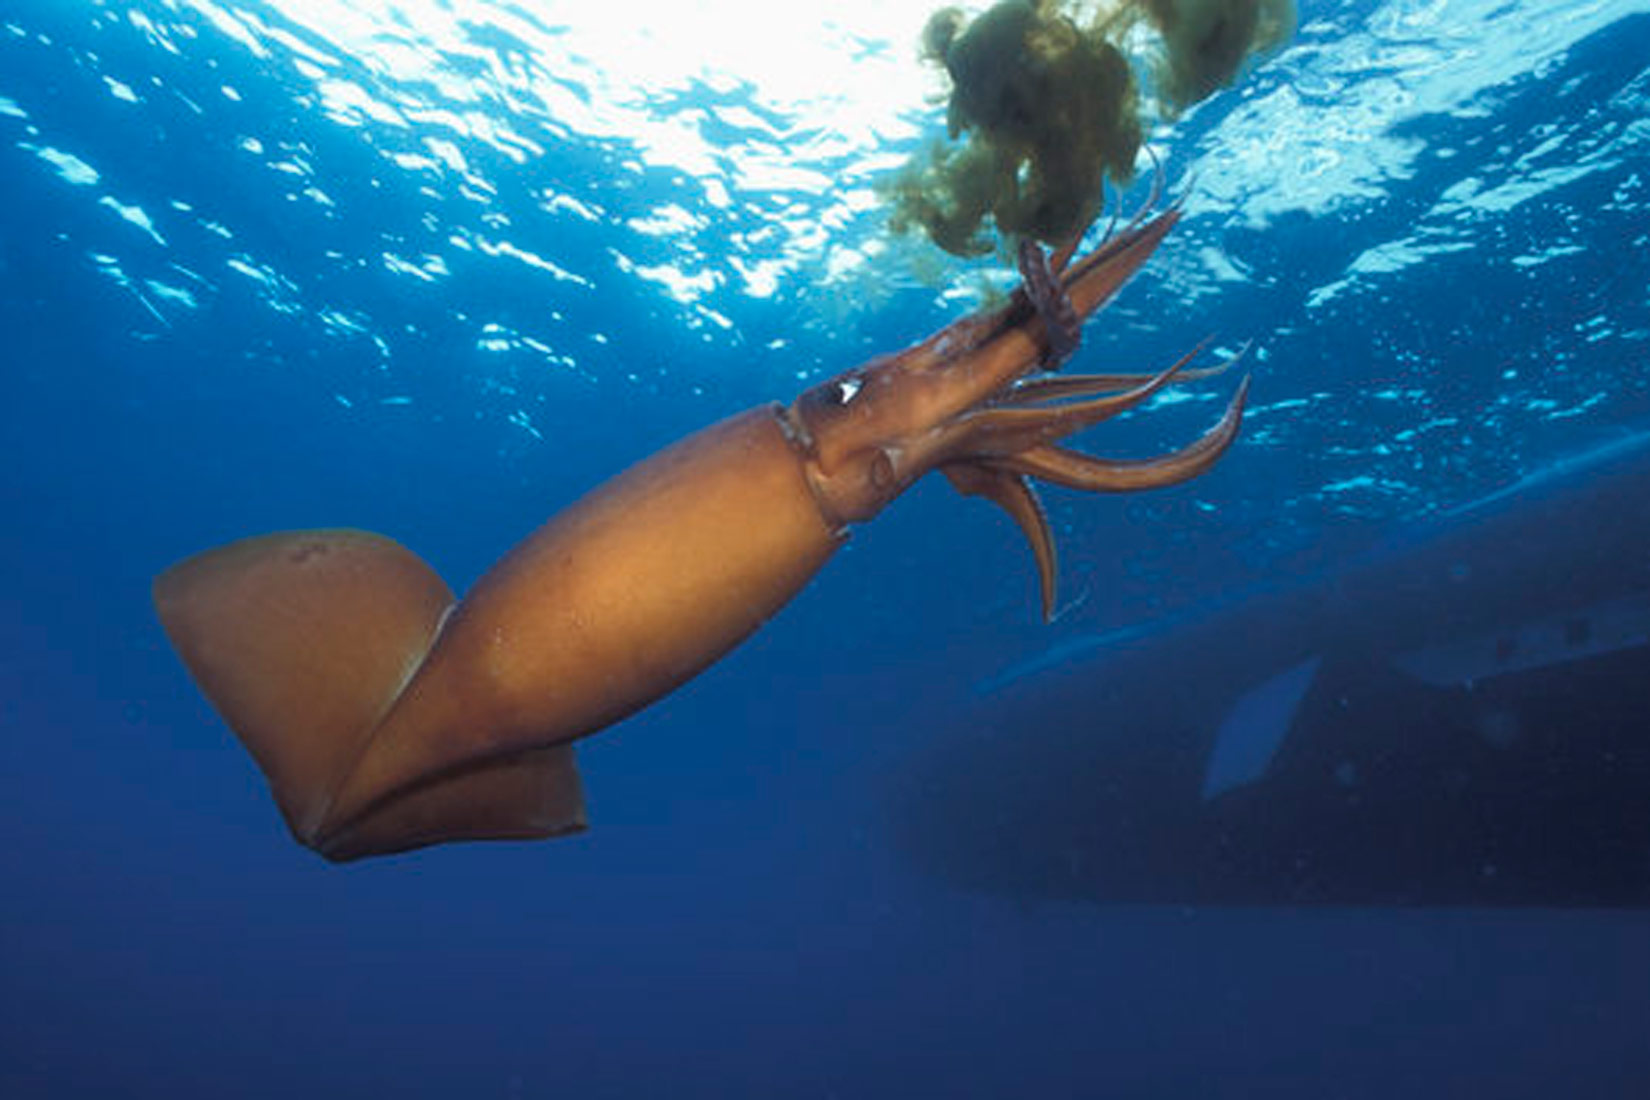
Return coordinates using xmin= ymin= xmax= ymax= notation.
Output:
xmin=154 ymin=204 xmax=1249 ymax=861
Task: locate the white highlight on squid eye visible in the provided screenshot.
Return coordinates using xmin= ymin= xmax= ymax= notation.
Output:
xmin=836 ymin=375 xmax=862 ymax=404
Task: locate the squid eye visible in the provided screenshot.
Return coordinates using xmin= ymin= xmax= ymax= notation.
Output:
xmin=835 ymin=375 xmax=863 ymax=404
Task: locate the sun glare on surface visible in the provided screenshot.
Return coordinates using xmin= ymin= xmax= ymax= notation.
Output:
xmin=256 ymin=0 xmax=939 ymax=135
xmin=147 ymin=0 xmax=952 ymax=312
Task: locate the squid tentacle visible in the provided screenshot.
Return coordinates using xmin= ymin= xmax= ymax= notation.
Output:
xmin=1000 ymin=360 xmax=1231 ymax=404
xmin=1122 ymin=147 xmax=1167 ymax=236
xmin=1016 ymin=237 xmax=1083 ymax=369
xmin=942 ymin=463 xmax=1058 ymax=621
xmin=989 ymin=376 xmax=1251 ymax=492
xmin=962 ymin=342 xmax=1210 ymax=448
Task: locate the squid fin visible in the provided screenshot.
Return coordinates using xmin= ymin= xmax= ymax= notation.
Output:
xmin=318 ymin=743 xmax=586 ymax=861
xmin=152 ymin=529 xmax=586 ymax=859
xmin=944 ymin=463 xmax=1059 ymax=622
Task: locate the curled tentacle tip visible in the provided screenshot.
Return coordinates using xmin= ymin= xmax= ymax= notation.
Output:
xmin=1194 ymin=338 xmax=1252 ymax=379
xmin=1210 ymin=372 xmax=1252 ymax=427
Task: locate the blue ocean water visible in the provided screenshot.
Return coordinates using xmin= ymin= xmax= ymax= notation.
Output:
xmin=3 ymin=0 xmax=1649 ymax=1096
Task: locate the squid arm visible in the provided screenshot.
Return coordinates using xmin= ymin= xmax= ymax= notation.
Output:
xmin=153 ymin=205 xmax=1248 ymax=861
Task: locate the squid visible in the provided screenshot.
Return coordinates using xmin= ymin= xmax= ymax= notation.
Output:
xmin=154 ymin=204 xmax=1248 ymax=861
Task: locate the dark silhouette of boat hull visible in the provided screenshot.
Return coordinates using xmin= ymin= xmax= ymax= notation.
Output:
xmin=892 ymin=432 xmax=1650 ymax=907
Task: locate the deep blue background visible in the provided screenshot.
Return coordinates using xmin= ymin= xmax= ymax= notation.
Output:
xmin=3 ymin=1 xmax=1649 ymax=1097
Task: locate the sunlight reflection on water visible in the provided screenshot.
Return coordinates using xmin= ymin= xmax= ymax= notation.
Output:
xmin=167 ymin=0 xmax=942 ymax=311
xmin=3 ymin=0 xmax=1646 ymax=544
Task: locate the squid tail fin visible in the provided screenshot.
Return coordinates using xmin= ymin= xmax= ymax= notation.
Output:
xmin=153 ymin=529 xmax=585 ymax=860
